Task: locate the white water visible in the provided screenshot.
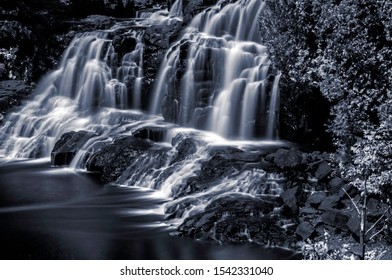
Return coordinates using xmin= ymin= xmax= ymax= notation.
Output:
xmin=150 ymin=0 xmax=280 ymax=139
xmin=0 ymin=29 xmax=144 ymax=158
xmin=0 ymin=0 xmax=288 ymax=225
xmin=145 ymin=0 xmax=183 ymax=25
xmin=168 ymin=0 xmax=183 ymax=18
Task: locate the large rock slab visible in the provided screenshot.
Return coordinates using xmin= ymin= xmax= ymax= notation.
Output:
xmin=51 ymin=131 xmax=98 ymax=166
xmin=86 ymin=136 xmax=153 ymax=183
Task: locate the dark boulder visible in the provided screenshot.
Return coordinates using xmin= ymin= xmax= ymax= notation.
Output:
xmin=206 ymin=195 xmax=275 ymax=216
xmin=321 ymin=209 xmax=350 ymax=231
xmin=328 ymin=177 xmax=344 ymax=194
xmin=51 ymin=131 xmax=98 ymax=166
xmin=280 ymin=186 xmax=305 ymax=215
xmin=306 ymin=192 xmax=327 ymax=209
xmin=318 ymin=194 xmax=341 ymax=211
xmin=271 ymin=148 xmax=303 ymax=169
xmin=173 ymin=137 xmax=198 ymax=162
xmin=0 ymin=1 xmax=72 ymax=82
xmin=0 ymin=63 xmax=6 ymax=79
xmin=86 ymin=136 xmax=152 ymax=183
xmin=69 ymin=15 xmax=117 ymax=33
xmin=315 ymin=161 xmax=332 ymax=180
xmin=295 ymin=221 xmax=315 ymax=240
xmin=133 ymin=126 xmax=166 ymax=142
xmin=177 ymin=195 xmax=294 ymax=245
xmin=112 ymin=34 xmax=138 ymax=56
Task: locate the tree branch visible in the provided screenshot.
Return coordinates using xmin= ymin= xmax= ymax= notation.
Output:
xmin=342 ymin=188 xmax=360 ymax=216
xmin=369 ymin=226 xmax=386 ymax=241
xmin=365 ymin=206 xmax=391 ymax=235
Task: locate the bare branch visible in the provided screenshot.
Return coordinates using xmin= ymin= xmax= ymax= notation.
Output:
xmin=366 ymin=206 xmax=391 ymax=235
xmin=369 ymin=226 xmax=386 ymax=241
xmin=342 ymin=188 xmax=360 ymax=216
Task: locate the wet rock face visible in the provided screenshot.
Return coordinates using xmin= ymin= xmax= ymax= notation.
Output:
xmin=177 ymin=195 xmax=296 ymax=245
xmin=85 ymin=136 xmax=153 ymax=183
xmin=51 ymin=131 xmax=98 ymax=166
xmin=270 ymin=148 xmax=304 ymax=169
xmin=182 ymin=0 xmax=220 ymax=24
xmin=0 ymin=80 xmax=33 ymax=115
xmin=143 ymin=21 xmax=183 ymax=97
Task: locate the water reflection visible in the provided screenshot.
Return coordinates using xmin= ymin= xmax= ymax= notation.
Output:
xmin=0 ymin=159 xmax=300 ymax=260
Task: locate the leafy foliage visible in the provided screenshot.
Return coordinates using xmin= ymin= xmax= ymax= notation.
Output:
xmin=259 ymin=0 xmax=392 ymax=195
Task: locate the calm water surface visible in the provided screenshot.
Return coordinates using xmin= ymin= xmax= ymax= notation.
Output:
xmin=0 ymin=159 xmax=300 ymax=260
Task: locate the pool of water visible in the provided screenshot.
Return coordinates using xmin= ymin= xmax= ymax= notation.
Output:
xmin=0 ymin=159 xmax=300 ymax=260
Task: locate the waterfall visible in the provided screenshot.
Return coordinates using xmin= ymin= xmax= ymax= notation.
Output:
xmin=168 ymin=0 xmax=183 ymax=18
xmin=267 ymin=72 xmax=281 ymax=139
xmin=0 ymin=29 xmax=144 ymax=158
xmin=146 ymin=0 xmax=183 ymax=25
xmin=150 ymin=0 xmax=281 ymax=140
xmin=0 ymin=0 xmax=291 ymax=237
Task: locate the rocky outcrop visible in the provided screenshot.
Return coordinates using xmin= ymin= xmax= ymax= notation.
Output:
xmin=49 ymin=126 xmax=390 ymax=251
xmin=85 ymin=136 xmax=154 ymax=183
xmin=177 ymin=195 xmax=296 ymax=246
xmin=51 ymin=131 xmax=98 ymax=166
xmin=270 ymin=148 xmax=304 ymax=169
xmin=143 ymin=20 xmax=183 ymax=101
xmin=0 ymin=80 xmax=33 ymax=116
xmin=182 ymin=0 xmax=220 ymax=24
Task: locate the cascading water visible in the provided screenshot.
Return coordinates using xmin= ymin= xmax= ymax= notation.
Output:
xmin=150 ymin=0 xmax=281 ymax=139
xmin=146 ymin=0 xmax=183 ymax=25
xmin=0 ymin=0 xmax=293 ymax=247
xmin=168 ymin=0 xmax=183 ymax=18
xmin=0 ymin=27 xmax=144 ymax=158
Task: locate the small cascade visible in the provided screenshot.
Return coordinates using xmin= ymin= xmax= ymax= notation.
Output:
xmin=168 ymin=0 xmax=183 ymax=18
xmin=150 ymin=0 xmax=281 ymax=140
xmin=145 ymin=0 xmax=183 ymax=25
xmin=0 ymin=28 xmax=144 ymax=158
xmin=136 ymin=11 xmax=153 ymax=19
xmin=267 ymin=72 xmax=281 ymax=139
xmin=115 ymin=30 xmax=145 ymax=108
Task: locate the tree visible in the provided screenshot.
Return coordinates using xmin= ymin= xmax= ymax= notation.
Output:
xmin=259 ymin=0 xmax=392 ymax=259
